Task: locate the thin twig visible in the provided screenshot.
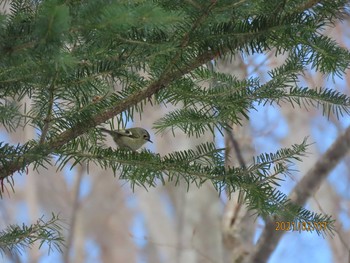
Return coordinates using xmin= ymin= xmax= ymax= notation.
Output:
xmin=63 ymin=166 xmax=84 ymax=263
xmin=227 ymin=131 xmax=246 ymax=168
xmin=39 ymin=72 xmax=58 ymax=145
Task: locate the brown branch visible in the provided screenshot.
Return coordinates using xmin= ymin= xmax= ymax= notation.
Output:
xmin=244 ymin=125 xmax=350 ymax=263
xmin=296 ymin=0 xmax=320 ymax=12
xmin=39 ymin=72 xmax=58 ymax=145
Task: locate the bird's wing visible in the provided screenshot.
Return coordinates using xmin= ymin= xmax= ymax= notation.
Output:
xmin=101 ymin=128 xmax=137 ymax=138
xmin=100 ymin=128 xmax=112 ymax=134
xmin=115 ymin=129 xmax=134 ymax=137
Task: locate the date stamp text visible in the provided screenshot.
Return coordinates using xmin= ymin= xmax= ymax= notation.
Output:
xmin=274 ymin=221 xmax=328 ymax=232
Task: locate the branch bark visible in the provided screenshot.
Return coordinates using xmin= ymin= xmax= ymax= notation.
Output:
xmin=244 ymin=125 xmax=350 ymax=263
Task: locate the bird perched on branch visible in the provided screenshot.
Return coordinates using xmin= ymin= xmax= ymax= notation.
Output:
xmin=100 ymin=127 xmax=152 ymax=151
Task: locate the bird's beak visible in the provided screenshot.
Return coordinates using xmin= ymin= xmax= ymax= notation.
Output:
xmin=148 ymin=139 xmax=153 ymax=143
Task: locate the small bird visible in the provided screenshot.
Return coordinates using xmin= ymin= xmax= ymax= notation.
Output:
xmin=100 ymin=127 xmax=152 ymax=151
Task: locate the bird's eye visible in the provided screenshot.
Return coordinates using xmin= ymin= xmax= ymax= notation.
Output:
xmin=143 ymin=135 xmax=148 ymax=138
xmin=125 ymin=130 xmax=131 ymax=134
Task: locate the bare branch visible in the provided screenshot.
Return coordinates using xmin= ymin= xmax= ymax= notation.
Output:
xmin=244 ymin=125 xmax=350 ymax=263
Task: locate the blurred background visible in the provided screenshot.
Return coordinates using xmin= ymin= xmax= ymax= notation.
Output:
xmin=1 ymin=5 xmax=350 ymax=263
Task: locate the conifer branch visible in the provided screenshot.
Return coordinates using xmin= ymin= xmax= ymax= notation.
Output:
xmin=0 ymin=214 xmax=65 ymax=256
xmin=0 ymin=5 xmax=219 ymax=179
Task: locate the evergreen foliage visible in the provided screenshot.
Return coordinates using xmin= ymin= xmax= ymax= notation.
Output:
xmin=0 ymin=214 xmax=64 ymax=255
xmin=0 ymin=0 xmax=349 ymax=255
